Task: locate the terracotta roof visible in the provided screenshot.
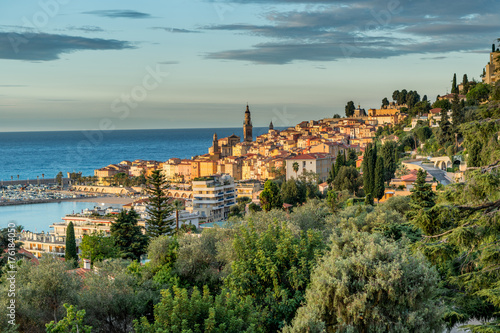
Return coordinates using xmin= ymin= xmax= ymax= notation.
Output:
xmin=4 ymin=248 xmax=39 ymax=265
xmin=430 ymin=108 xmax=442 ymax=114
xmin=67 ymin=267 xmax=93 ymax=279
xmin=287 ymin=153 xmax=328 ymax=160
xmin=401 ymin=174 xmax=417 ymax=182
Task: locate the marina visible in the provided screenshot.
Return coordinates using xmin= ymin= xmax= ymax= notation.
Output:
xmin=0 ymin=201 xmax=124 ymax=232
xmin=0 ymin=184 xmax=93 ymax=205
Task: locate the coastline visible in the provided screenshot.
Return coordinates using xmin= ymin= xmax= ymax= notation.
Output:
xmin=0 ymin=196 xmax=134 ymax=207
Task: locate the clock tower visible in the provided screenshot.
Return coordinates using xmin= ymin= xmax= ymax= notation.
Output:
xmin=243 ymin=104 xmax=253 ymax=142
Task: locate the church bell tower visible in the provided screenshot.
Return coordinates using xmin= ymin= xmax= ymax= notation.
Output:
xmin=243 ymin=104 xmax=253 ymax=142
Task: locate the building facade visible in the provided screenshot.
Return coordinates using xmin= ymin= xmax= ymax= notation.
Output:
xmin=191 ymin=174 xmax=237 ymax=222
xmin=285 ymin=153 xmax=335 ymax=181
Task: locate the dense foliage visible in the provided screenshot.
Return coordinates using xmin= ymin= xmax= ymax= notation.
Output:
xmin=111 ymin=210 xmax=148 ymax=261
xmin=4 ymin=68 xmax=500 ymax=333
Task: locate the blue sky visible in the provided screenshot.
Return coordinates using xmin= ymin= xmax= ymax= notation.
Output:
xmin=0 ymin=0 xmax=498 ymax=132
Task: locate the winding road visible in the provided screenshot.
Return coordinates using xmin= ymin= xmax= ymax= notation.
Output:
xmin=407 ymin=161 xmax=452 ymax=185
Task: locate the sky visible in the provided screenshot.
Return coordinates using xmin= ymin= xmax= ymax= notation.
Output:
xmin=0 ymin=0 xmax=498 ymax=132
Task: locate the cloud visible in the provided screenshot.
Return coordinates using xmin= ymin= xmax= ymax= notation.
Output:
xmin=65 ymin=25 xmax=105 ymax=33
xmin=202 ymin=0 xmax=500 ymax=64
xmin=403 ymin=23 xmax=500 ymax=36
xmin=0 ymin=84 xmax=27 ymax=87
xmin=83 ymin=10 xmax=152 ymax=19
xmin=151 ymin=27 xmax=201 ymax=33
xmin=0 ymin=32 xmax=134 ymax=61
xmin=206 ymin=40 xmax=400 ymax=64
xmin=158 ymin=61 xmax=180 ymax=65
xmin=420 ymin=56 xmax=447 ymax=60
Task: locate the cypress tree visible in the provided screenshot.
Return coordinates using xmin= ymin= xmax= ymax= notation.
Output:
xmin=65 ymin=221 xmax=77 ymax=265
xmin=381 ymin=141 xmax=397 ymax=184
xmin=451 ymin=73 xmax=458 ymax=94
xmin=362 ymin=144 xmax=373 ymax=196
xmin=327 ymin=162 xmax=336 ymax=185
xmin=374 ymin=155 xmax=385 ymax=202
xmin=451 ymin=93 xmax=463 ymax=130
xmin=438 ymin=107 xmax=452 ymax=145
xmin=362 ymin=143 xmax=378 ymax=197
xmin=334 ymin=151 xmax=345 ymax=177
xmin=364 ymin=193 xmax=374 ymax=206
xmin=145 ymin=170 xmax=174 ymax=238
xmin=462 ymin=74 xmax=469 ymax=94
xmin=370 ymin=144 xmax=378 ymax=190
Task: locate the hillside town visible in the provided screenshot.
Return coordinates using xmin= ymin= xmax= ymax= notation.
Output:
xmin=3 ymin=38 xmax=499 ymax=333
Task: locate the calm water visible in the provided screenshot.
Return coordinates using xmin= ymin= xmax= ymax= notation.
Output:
xmin=0 ymin=127 xmax=273 ymax=181
xmin=1 ymin=201 xmax=122 ymax=232
xmin=0 ymin=126 xmax=275 ymax=232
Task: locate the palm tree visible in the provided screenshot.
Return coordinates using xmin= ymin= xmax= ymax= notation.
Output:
xmin=292 ymin=162 xmax=299 ymax=178
xmin=172 ymin=199 xmax=185 ymax=233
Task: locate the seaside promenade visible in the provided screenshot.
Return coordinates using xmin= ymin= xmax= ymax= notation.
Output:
xmin=0 ymin=178 xmax=70 ymax=186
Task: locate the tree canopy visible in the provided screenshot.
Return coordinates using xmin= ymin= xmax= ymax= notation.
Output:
xmin=284 ymin=230 xmax=443 ymax=333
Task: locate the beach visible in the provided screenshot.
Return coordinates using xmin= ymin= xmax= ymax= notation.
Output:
xmin=71 ymin=196 xmax=135 ymax=205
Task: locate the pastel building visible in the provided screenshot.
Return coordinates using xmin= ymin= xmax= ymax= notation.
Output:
xmin=191 ymin=174 xmax=237 ymax=222
xmin=285 ymin=153 xmax=335 ymax=181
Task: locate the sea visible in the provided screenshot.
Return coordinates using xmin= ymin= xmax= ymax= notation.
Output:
xmin=2 ymin=201 xmax=123 ymax=233
xmin=0 ymin=127 xmax=272 ymax=231
xmin=0 ymin=127 xmax=272 ymax=181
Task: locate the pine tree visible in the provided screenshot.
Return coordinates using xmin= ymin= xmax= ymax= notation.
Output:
xmin=374 ymin=155 xmax=385 ymax=202
xmin=145 ymin=170 xmax=174 ymax=238
xmin=259 ymin=180 xmax=282 ymax=211
xmin=410 ymin=170 xmax=436 ymax=208
xmin=407 ymin=169 xmax=437 ymax=234
xmin=111 ymin=209 xmax=148 ymax=261
xmin=56 ymin=171 xmax=63 ymax=187
xmin=65 ymin=222 xmax=77 ymax=265
xmin=345 ymin=101 xmax=355 ymax=117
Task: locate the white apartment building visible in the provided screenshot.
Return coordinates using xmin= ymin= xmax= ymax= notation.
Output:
xmin=191 ymin=174 xmax=237 ymax=222
xmin=285 ymin=153 xmax=335 ymax=181
xmin=19 ymin=231 xmax=69 ymax=258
